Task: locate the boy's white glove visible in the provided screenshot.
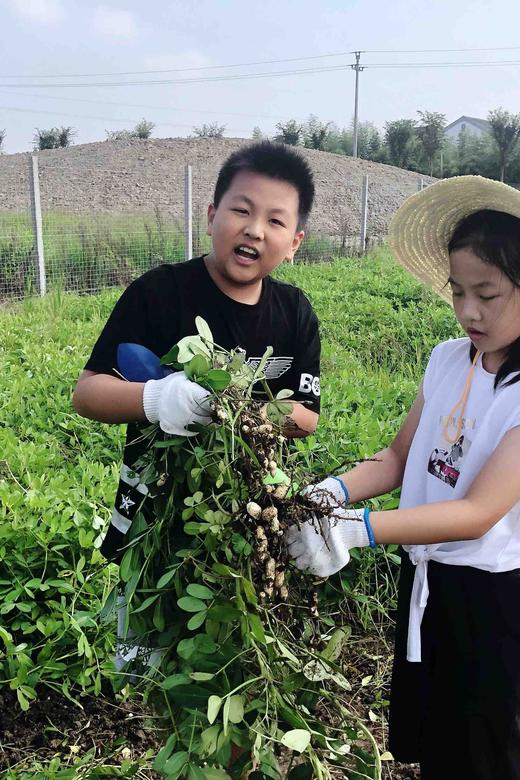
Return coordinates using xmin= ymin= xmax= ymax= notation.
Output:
xmin=143 ymin=372 xmax=212 ymax=436
xmin=287 ymin=509 xmax=370 ymax=577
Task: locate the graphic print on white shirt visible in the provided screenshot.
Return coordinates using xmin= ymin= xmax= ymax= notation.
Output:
xmin=427 ymin=428 xmax=473 ymax=488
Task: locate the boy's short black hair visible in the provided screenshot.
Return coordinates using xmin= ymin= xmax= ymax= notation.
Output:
xmin=213 ymin=141 xmax=315 ymax=228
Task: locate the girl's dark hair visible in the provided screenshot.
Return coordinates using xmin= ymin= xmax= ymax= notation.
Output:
xmin=448 ymin=209 xmax=520 ymax=388
xmin=213 ymin=141 xmax=315 ymax=229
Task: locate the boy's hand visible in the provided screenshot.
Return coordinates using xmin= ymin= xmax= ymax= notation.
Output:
xmin=286 ymin=508 xmax=370 ymax=577
xmin=143 ymin=372 xmax=211 ymax=436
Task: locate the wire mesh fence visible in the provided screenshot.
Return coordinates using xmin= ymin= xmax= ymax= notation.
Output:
xmin=0 ymin=147 xmax=429 ymax=301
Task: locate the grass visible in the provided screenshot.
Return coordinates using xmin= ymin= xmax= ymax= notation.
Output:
xmin=0 ymin=247 xmax=461 ymax=777
xmin=0 ymin=210 xmax=367 ymax=299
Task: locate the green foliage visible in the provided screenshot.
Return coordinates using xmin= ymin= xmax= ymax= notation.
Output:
xmin=0 ymin=210 xmax=186 ymax=298
xmin=384 ymin=119 xmax=416 ymax=169
xmin=487 ymin=107 xmax=520 ymax=182
xmin=0 ymin=292 xmax=121 ymax=709
xmin=274 ymin=120 xmax=304 ymax=146
xmin=303 ymin=115 xmax=333 ymax=151
xmin=106 ymin=120 xmax=155 ymax=142
xmin=415 ymin=111 xmax=446 ymax=176
xmin=192 ymin=123 xmax=227 ymax=139
xmin=34 ymin=127 xmax=76 ymax=150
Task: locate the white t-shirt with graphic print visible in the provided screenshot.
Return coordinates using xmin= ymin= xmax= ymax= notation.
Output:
xmin=399 ymin=337 xmax=520 ymax=661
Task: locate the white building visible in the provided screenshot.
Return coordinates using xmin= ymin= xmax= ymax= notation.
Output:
xmin=445 ymin=116 xmax=491 ymax=141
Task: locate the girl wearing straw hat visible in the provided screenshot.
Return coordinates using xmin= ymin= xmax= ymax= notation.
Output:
xmin=288 ymin=176 xmax=520 ymax=779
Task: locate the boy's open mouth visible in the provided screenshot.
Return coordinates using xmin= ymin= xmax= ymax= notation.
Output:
xmin=234 ymin=245 xmax=259 ymax=263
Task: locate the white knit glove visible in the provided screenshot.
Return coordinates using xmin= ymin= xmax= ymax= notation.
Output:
xmin=143 ymin=372 xmax=211 ymax=436
xmin=304 ymin=476 xmax=349 ymax=510
xmin=287 ymin=508 xmax=370 ymax=577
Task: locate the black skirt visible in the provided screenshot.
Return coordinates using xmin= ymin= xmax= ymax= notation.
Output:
xmin=389 ymin=553 xmax=520 ymax=780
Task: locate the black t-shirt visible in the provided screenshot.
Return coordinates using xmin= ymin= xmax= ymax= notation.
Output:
xmin=85 ymin=256 xmax=320 ymax=559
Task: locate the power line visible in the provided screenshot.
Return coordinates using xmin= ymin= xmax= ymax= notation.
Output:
xmin=2 ymin=46 xmax=520 ymax=80
xmin=0 ymin=89 xmax=287 ymax=121
xmin=364 ymin=46 xmax=520 ymax=53
xmin=0 ymin=64 xmax=350 ymax=89
xmin=0 ymin=103 xmax=249 ymax=134
xmin=364 ymin=59 xmax=520 ymax=68
xmin=0 ymin=52 xmax=353 ymax=79
xmin=1 ymin=57 xmax=520 ymax=91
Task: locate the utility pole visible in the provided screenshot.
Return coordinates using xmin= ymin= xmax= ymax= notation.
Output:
xmin=351 ymin=51 xmax=364 ymax=159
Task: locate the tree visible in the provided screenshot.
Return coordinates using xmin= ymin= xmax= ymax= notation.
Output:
xmin=105 ymin=129 xmax=135 ymax=142
xmin=304 ymin=115 xmax=332 ymax=150
xmin=192 ymin=122 xmax=226 ymax=138
xmin=252 ymin=126 xmax=264 ymax=140
xmin=416 ymin=111 xmax=446 ymax=175
xmin=0 ymin=129 xmax=5 ymax=152
xmin=34 ymin=126 xmax=75 ymax=150
xmin=353 ymin=121 xmax=383 ymax=161
xmin=274 ymin=119 xmax=303 ymax=146
xmin=106 ymin=119 xmax=155 ymax=142
xmin=487 ymin=108 xmax=520 ymax=182
xmin=384 ymin=119 xmax=416 ymax=168
xmin=134 ymin=119 xmax=155 ymax=139
xmin=455 ymin=129 xmax=495 ymax=177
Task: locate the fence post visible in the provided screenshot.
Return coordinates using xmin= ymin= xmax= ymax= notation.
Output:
xmin=360 ymin=175 xmax=368 ymax=254
xmin=29 ymin=155 xmax=46 ymax=296
xmin=184 ymin=164 xmax=193 ymax=261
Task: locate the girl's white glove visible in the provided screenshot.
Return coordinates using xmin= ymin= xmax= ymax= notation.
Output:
xmin=143 ymin=372 xmax=211 ymax=436
xmin=304 ymin=476 xmax=349 ymax=510
xmin=286 ymin=508 xmax=369 ymax=577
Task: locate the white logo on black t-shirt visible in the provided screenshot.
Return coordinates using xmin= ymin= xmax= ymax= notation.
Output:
xmin=246 ymin=356 xmax=293 ymax=379
xmin=299 ymin=373 xmax=320 ymax=397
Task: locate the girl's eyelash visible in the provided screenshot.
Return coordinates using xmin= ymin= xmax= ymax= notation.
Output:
xmin=451 ymin=292 xmax=498 ymax=301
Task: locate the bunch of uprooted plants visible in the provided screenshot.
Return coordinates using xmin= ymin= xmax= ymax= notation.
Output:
xmin=111 ymin=319 xmax=381 ymax=780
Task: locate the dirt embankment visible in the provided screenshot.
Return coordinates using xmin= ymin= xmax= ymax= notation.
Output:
xmin=0 ymin=137 xmax=434 ymax=237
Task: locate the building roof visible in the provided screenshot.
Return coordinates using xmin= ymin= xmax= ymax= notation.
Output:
xmin=445 ymin=116 xmax=491 ymax=132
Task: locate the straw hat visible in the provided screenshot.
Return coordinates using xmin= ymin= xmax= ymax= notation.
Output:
xmin=388 ymin=175 xmax=520 ymax=302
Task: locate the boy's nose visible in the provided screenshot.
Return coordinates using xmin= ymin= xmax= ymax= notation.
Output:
xmin=244 ymin=223 xmax=263 ymax=240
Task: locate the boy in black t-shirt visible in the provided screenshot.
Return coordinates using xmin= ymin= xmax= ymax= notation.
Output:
xmin=73 ymin=141 xmax=320 ymax=663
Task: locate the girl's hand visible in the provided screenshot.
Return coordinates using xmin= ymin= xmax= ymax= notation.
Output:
xmin=287 ymin=507 xmax=371 ymax=577
xmin=303 ymin=476 xmax=349 ymax=508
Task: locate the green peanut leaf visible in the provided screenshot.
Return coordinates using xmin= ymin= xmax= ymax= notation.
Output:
xmin=161 ymin=673 xmax=191 ymax=690
xmin=186 ymin=584 xmax=214 ymax=600
xmin=281 ymin=729 xmax=311 ymax=753
xmin=227 ymin=695 xmax=244 ymax=724
xmin=187 ymin=610 xmax=207 ymax=630
xmin=207 ymin=695 xmax=223 ymax=724
xmin=177 ymin=596 xmax=207 ymax=613
xmin=195 ymin=316 xmax=214 ymax=346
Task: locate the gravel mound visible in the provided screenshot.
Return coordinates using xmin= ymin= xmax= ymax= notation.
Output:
xmin=0 ymin=137 xmax=434 ymax=238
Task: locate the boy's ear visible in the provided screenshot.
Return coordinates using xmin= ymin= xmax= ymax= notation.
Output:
xmin=207 ymin=204 xmax=216 ymax=236
xmin=286 ymin=230 xmax=305 ymax=262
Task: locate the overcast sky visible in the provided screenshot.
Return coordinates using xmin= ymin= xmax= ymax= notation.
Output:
xmin=1 ymin=0 xmax=520 ymax=154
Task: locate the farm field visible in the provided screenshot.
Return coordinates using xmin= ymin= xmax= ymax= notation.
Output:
xmin=0 ymin=248 xmax=461 ymax=778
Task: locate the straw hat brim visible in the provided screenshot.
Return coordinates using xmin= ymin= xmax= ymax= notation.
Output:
xmin=388 ymin=175 xmax=520 ymax=302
